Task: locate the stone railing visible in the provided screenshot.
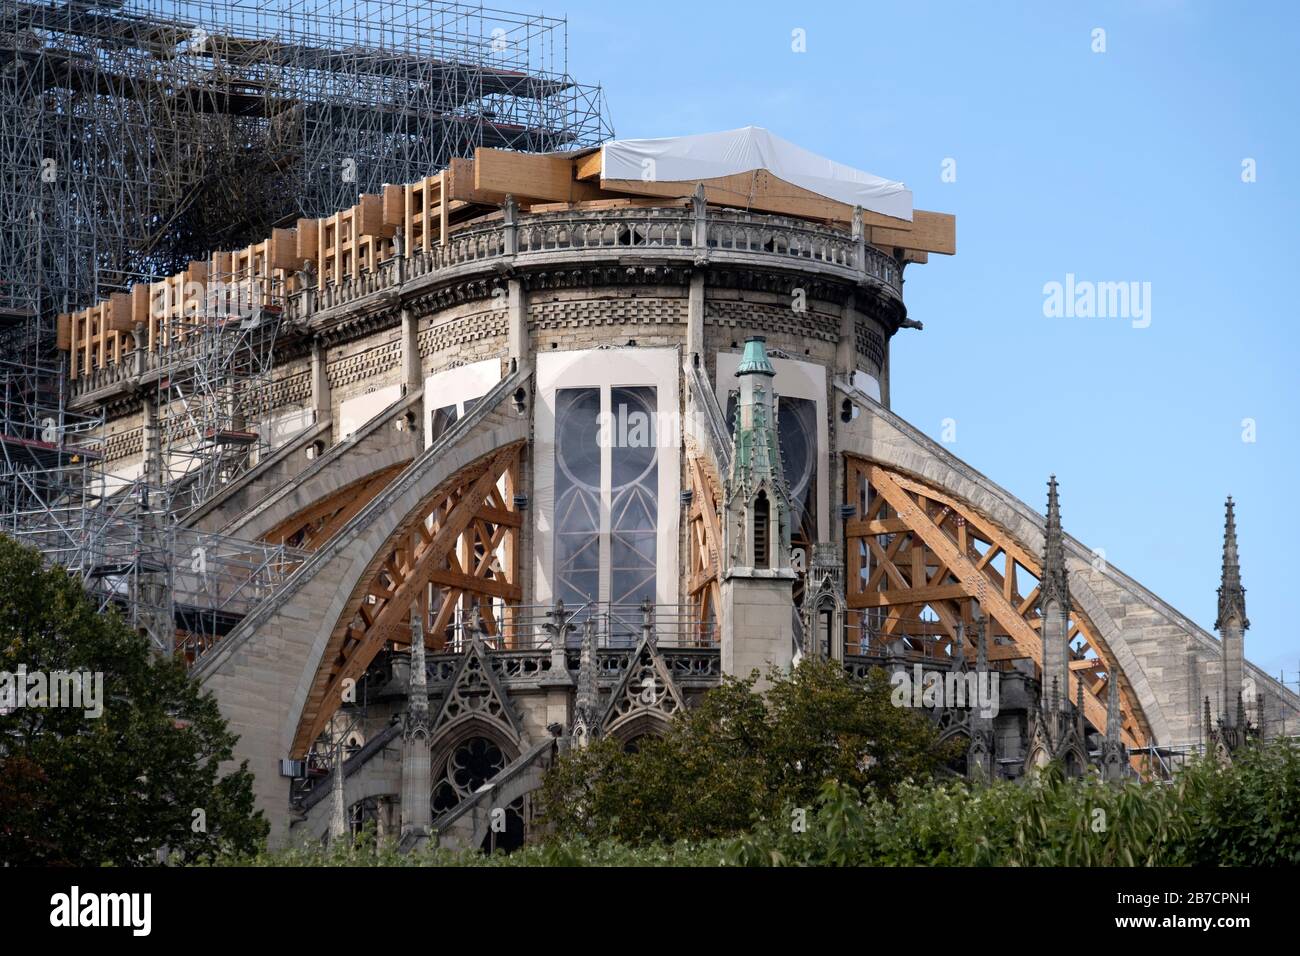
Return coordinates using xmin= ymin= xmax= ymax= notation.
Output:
xmin=73 ymin=202 xmax=903 ymax=397
xmin=288 ymin=203 xmax=902 ymax=327
xmin=67 ymin=358 xmax=136 ymax=402
xmin=516 ymin=208 xmax=694 ymax=253
xmin=410 ymin=644 xmax=722 ymax=691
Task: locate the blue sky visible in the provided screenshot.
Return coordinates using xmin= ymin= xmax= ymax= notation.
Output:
xmin=555 ymin=0 xmax=1300 ymax=679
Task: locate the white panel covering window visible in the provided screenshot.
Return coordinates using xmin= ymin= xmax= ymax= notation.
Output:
xmin=339 ymin=384 xmax=402 ymax=439
xmin=535 ymin=349 xmax=679 ymax=643
xmin=423 ymin=359 xmax=502 ymax=447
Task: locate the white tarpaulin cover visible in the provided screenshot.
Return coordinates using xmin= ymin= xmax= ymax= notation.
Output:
xmin=600 ymin=126 xmax=913 ymax=222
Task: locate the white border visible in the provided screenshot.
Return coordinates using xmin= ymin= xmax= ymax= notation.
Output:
xmin=534 ymin=348 xmax=681 ymax=608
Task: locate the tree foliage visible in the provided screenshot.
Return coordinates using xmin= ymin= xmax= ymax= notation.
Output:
xmin=236 ymin=739 xmax=1300 ymax=867
xmin=538 ymin=656 xmax=963 ymax=845
xmin=725 ymin=740 xmax=1300 ymax=866
xmin=0 ymin=535 xmax=267 ymax=865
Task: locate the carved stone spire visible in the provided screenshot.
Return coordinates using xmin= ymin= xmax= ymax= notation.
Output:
xmin=1216 ymin=497 xmax=1249 ymax=631
xmin=400 ymin=605 xmax=432 ymax=841
xmin=1041 ymin=476 xmax=1070 ymax=613
xmin=1100 ymin=671 xmax=1127 ymax=782
xmin=407 ymin=605 xmax=429 ymax=727
xmin=571 ymin=616 xmax=601 ymax=747
xmin=966 ymin=613 xmax=994 ymax=783
xmin=1039 ymin=476 xmax=1071 ymax=713
xmin=1216 ymin=497 xmax=1248 ymax=728
xmin=724 ymin=336 xmax=792 ymax=572
xmin=718 ymin=336 xmax=796 ymax=685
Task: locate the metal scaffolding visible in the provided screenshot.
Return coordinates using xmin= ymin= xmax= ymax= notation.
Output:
xmin=0 ymin=355 xmax=103 ymax=567
xmin=154 ymin=269 xmax=284 ymax=516
xmin=1 ymin=0 xmax=612 ymax=335
xmin=0 ymin=0 xmax=610 ymax=654
xmin=0 ymin=348 xmax=307 ymax=654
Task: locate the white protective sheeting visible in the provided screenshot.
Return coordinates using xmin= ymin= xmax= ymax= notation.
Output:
xmin=601 ymin=126 xmax=913 ymax=222
xmin=339 ymin=384 xmax=402 ymax=439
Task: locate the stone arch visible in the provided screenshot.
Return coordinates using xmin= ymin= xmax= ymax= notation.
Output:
xmin=844 ymin=456 xmax=1151 ymax=750
xmin=830 ymin=386 xmax=1300 ymax=755
xmin=605 ymin=710 xmax=674 ymax=752
xmin=292 ymin=439 xmax=526 ymax=756
xmin=222 ymin=389 xmax=423 ymax=544
xmin=601 ymin=638 xmax=687 ymax=743
xmin=194 ymin=370 xmax=530 ymax=845
xmin=429 ymin=717 xmax=522 ymax=819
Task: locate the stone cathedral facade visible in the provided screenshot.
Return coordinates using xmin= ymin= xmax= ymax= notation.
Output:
xmin=54 ymin=134 xmax=1299 ymax=850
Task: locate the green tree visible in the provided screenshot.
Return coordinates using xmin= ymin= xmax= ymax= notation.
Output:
xmin=0 ymin=535 xmax=267 ymax=865
xmin=539 ymin=656 xmax=962 ymax=845
xmin=1170 ymin=737 xmax=1300 ymax=866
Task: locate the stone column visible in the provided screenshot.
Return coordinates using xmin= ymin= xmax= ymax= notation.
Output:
xmin=400 ymin=306 xmax=425 ymax=451
xmin=687 ymin=271 xmax=706 ymax=361
xmin=400 ymin=606 xmax=432 ymax=840
xmin=401 ymin=306 xmax=421 ymax=393
xmin=311 ymin=338 xmax=330 ymax=426
xmin=507 ymin=278 xmax=529 ymax=367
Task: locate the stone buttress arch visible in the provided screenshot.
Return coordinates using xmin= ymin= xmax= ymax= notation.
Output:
xmin=194 ymin=369 xmax=530 ymax=845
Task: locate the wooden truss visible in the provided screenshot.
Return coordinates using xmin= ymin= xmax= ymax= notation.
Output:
xmin=844 ymin=458 xmax=1149 ymax=750
xmin=292 ymin=442 xmax=524 ymax=757
xmin=686 ymin=457 xmax=724 ymax=643
xmin=263 ymin=461 xmax=410 ymax=551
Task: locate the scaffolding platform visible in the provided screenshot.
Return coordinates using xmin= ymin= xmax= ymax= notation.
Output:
xmin=1 ymin=0 xmax=612 ymax=324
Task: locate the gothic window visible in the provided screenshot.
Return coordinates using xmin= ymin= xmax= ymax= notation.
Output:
xmin=425 ymin=360 xmax=500 ymax=446
xmin=817 ymin=599 xmax=835 ymax=658
xmin=553 ymin=385 xmax=660 ymax=645
xmin=480 ymin=797 xmax=526 ymax=854
xmin=609 ymin=386 xmax=658 ymax=625
xmin=429 ymin=736 xmax=524 ymax=853
xmin=554 ymin=388 xmax=601 ymax=612
xmin=431 ymin=736 xmax=507 ymax=815
xmin=429 ymin=404 xmax=458 ymax=443
xmin=754 ymin=492 xmax=770 ymax=568
xmin=429 ymin=395 xmax=483 ymax=444
xmin=779 ymin=397 xmax=818 ymax=553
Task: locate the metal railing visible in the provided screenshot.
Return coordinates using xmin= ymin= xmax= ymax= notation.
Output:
xmin=437 ymin=600 xmax=716 ymax=652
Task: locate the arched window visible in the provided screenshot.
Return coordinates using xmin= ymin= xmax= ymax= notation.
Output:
xmin=753 ymin=492 xmax=770 ymax=568
xmin=816 ymin=597 xmax=835 ymax=658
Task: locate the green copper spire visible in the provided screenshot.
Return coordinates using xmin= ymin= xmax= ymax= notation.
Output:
xmin=729 ymin=338 xmax=783 ymax=490
xmin=735 ymin=336 xmax=776 ymax=377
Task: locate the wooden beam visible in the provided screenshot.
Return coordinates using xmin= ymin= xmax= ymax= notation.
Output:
xmin=294 ymin=445 xmax=520 ymax=755
xmin=424 ymin=567 xmax=520 ymax=601
xmin=866 ymin=465 xmax=1128 ymax=746
xmin=598 ymin=168 xmax=955 ymax=254
xmin=575 ymin=149 xmax=603 ymax=181
xmin=868 ymin=211 xmax=956 ymax=256
xmin=474 ymin=148 xmax=605 ymax=203
xmin=849 ymin=583 xmax=968 ymax=608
